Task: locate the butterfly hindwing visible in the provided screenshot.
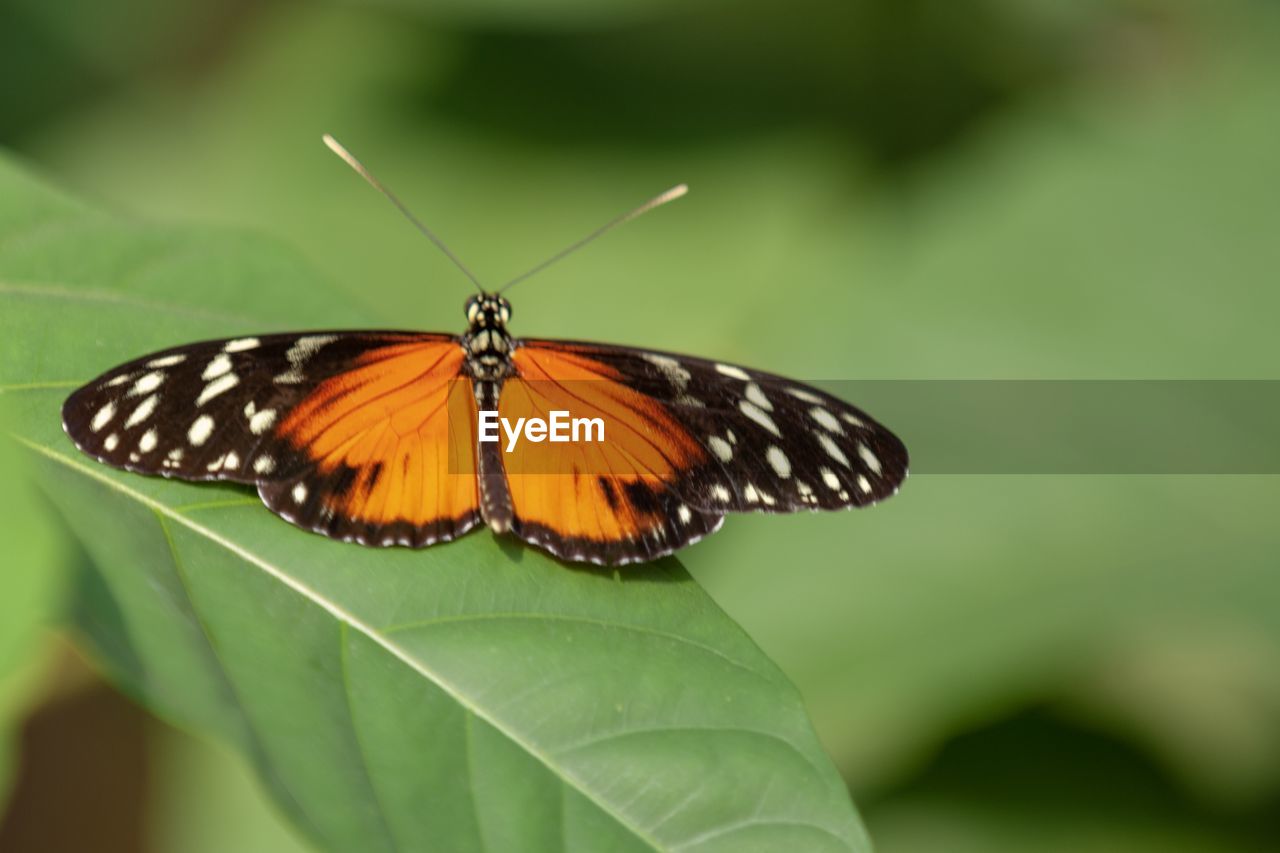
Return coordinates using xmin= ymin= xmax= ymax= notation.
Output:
xmin=513 ymin=340 xmax=909 ymax=522
xmin=62 ymin=331 xmax=481 ymax=547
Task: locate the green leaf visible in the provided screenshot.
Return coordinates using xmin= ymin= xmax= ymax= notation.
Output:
xmin=0 ymin=153 xmax=870 ymax=852
xmin=0 ymin=397 xmax=65 ymax=808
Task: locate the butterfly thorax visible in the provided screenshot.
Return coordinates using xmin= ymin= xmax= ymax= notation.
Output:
xmin=462 ymin=293 xmax=514 ymax=382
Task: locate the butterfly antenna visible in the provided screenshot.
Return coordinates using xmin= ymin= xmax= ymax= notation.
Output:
xmin=499 ymin=184 xmax=688 ymax=294
xmin=322 ymin=134 xmax=485 ymax=293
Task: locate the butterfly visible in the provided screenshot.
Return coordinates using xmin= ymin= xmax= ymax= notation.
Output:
xmin=61 ymin=137 xmax=908 ymax=566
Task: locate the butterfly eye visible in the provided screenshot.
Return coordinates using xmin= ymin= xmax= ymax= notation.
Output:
xmin=499 ymin=303 xmax=511 ymax=324
xmin=465 ymin=297 xmax=481 ymax=323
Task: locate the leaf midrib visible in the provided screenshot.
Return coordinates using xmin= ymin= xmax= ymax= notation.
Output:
xmin=19 ymin=435 xmax=666 ymax=852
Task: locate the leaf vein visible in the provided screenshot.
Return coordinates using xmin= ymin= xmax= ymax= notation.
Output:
xmin=671 ymin=817 xmax=853 ymax=852
xmin=152 ymin=510 xmax=321 ymax=843
xmin=463 ymin=711 xmax=490 ymax=853
xmin=559 ymin=724 xmax=826 ymax=781
xmin=381 ymin=612 xmax=770 ymax=685
xmin=338 ymin=620 xmax=403 ymax=853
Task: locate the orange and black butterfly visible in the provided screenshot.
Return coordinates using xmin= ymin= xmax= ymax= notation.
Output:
xmin=62 ymin=137 xmax=908 ymax=566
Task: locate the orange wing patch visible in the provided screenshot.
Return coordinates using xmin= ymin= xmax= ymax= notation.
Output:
xmin=270 ymin=340 xmax=479 ymax=544
xmin=502 ymin=346 xmax=719 ymax=561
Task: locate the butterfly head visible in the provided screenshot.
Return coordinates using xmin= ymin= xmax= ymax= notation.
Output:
xmin=465 ymin=293 xmax=512 ymax=332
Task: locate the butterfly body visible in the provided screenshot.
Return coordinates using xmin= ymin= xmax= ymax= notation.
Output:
xmin=64 ymin=289 xmax=907 ymax=566
xmin=461 ymin=293 xmax=515 ymax=382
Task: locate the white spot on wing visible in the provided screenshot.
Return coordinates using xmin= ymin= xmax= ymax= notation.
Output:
xmin=841 ymin=412 xmax=866 ymax=428
xmin=857 ymin=443 xmax=883 ymax=475
xmin=744 ymin=484 xmax=759 ymax=503
xmin=188 ymin=414 xmax=215 ymax=446
xmin=744 ymin=382 xmax=773 ymax=411
xmin=809 ymin=406 xmax=843 ymax=433
xmin=125 ymin=395 xmax=158 ymax=429
xmin=858 ymin=474 xmax=872 ymax=494
xmin=766 ymin=445 xmax=792 ymax=478
xmin=147 ymin=354 xmax=186 ymax=368
xmin=818 ymin=432 xmax=851 ymax=467
xmin=223 ymin=451 xmax=240 ymax=470
xmin=708 ymin=436 xmax=733 ymax=462
xmin=130 ymin=372 xmax=164 ymax=397
xmin=202 ymin=353 xmax=232 ymax=381
xmin=715 ymin=363 xmax=750 ymax=381
xmin=197 ymin=373 xmax=239 ymax=406
xmin=249 ymin=408 xmax=277 ymax=435
xmin=643 ymin=353 xmax=691 ymax=389
xmin=276 ymin=334 xmax=338 ymax=383
xmin=91 ymin=401 xmax=116 ymax=432
xmin=787 ymin=386 xmax=823 ymax=404
xmin=224 ymin=337 xmax=260 ymax=352
xmin=738 ymin=399 xmax=781 ymax=437
xmin=292 ymin=483 xmax=308 ymax=504
xmin=105 ymin=374 xmax=131 ymax=388
xmin=820 ymin=467 xmax=841 ymax=490
xmin=253 ymin=455 xmax=275 ymax=474
xmin=712 ymin=485 xmax=731 ymax=502
xmin=677 ymin=505 xmax=692 ymax=524
xmin=103 ymin=433 xmax=119 ymax=451
xmin=138 ymin=429 xmax=157 ymax=453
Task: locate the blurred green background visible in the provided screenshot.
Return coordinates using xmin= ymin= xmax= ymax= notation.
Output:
xmin=3 ymin=0 xmax=1280 ymax=850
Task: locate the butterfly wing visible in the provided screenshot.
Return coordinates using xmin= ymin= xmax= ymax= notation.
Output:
xmin=500 ymin=339 xmax=907 ymax=563
xmin=62 ymin=332 xmax=481 ymax=547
